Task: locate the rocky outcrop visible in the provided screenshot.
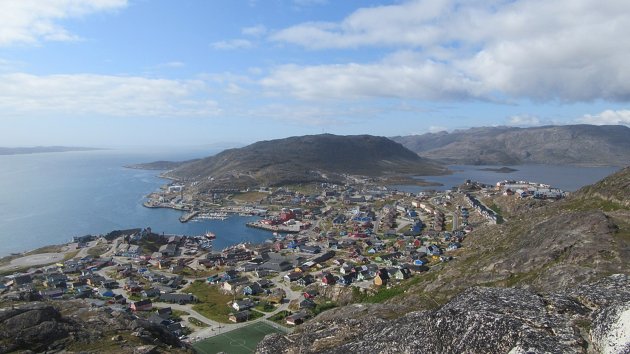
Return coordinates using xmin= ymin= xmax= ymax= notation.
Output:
xmin=0 ymin=300 xmax=191 ymax=353
xmin=303 ymin=283 xmax=357 ymax=306
xmin=257 ymin=275 xmax=630 ymax=354
xmin=0 ymin=303 xmax=74 ymax=353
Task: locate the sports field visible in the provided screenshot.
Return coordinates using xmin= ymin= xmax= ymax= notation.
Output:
xmin=193 ymin=321 xmax=287 ymax=354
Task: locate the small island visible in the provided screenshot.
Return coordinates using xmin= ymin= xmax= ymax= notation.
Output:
xmin=477 ymin=166 xmax=518 ymax=173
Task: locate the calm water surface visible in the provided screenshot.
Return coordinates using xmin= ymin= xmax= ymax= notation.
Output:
xmin=391 ymin=164 xmax=620 ymax=193
xmin=0 ymin=152 xmax=621 ymax=256
xmin=0 ymin=148 xmax=271 ymax=256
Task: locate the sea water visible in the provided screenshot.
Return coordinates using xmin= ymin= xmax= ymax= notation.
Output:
xmin=0 ymin=148 xmax=271 ymax=256
xmin=0 ymin=151 xmax=621 ymax=256
xmin=391 ymin=164 xmax=621 ymax=193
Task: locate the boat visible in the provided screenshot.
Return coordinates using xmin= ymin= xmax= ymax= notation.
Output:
xmin=205 ymin=232 xmax=216 ymax=240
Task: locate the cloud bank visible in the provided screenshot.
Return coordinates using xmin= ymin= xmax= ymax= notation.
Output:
xmin=267 ymin=0 xmax=630 ymax=103
xmin=0 ymin=73 xmax=220 ymax=117
xmin=0 ymin=0 xmax=128 ymax=46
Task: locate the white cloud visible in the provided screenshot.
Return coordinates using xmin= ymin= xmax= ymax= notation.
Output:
xmin=268 ymin=0 xmax=630 ymax=102
xmin=158 ymin=61 xmax=185 ymax=68
xmin=0 ymin=73 xmax=220 ymax=117
xmin=0 ymin=0 xmax=127 ymax=46
xmin=271 ymin=0 xmax=451 ymax=49
xmin=261 ymin=57 xmax=486 ymax=101
xmin=579 ymin=110 xmax=630 ymax=126
xmin=225 ymin=83 xmax=246 ymax=95
xmin=210 ymin=39 xmax=254 ymax=50
xmin=242 ymin=25 xmax=267 ymax=37
xmin=507 ymin=114 xmax=541 ymax=126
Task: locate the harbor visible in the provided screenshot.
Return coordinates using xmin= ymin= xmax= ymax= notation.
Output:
xmin=179 ymin=211 xmax=199 ymax=223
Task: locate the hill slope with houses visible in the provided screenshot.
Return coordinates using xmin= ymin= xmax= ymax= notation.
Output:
xmin=256 ymin=167 xmax=630 ymax=353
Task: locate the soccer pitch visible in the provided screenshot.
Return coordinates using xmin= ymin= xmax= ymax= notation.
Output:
xmin=193 ymin=322 xmax=287 ymax=354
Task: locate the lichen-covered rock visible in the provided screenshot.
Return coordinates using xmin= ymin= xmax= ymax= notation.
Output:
xmin=257 ymin=275 xmax=630 ymax=354
xmin=0 ymin=300 xmax=192 ymax=353
xmin=590 ymin=303 xmax=630 ymax=354
xmin=0 ymin=303 xmax=73 ymax=353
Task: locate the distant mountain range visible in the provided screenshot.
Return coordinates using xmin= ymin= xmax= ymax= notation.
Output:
xmin=163 ymin=134 xmax=448 ymax=187
xmin=0 ymin=146 xmax=103 ymax=155
xmin=392 ymin=124 xmax=630 ymax=166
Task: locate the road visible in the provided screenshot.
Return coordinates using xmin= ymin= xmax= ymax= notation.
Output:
xmin=179 ymin=273 xmax=300 ymax=341
xmin=84 ymin=235 xmax=303 ymax=343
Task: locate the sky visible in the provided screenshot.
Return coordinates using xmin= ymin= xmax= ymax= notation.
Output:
xmin=0 ymin=0 xmax=629 ymax=147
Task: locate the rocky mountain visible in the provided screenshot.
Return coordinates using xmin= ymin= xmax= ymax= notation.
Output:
xmin=258 ymin=275 xmax=630 ymax=354
xmin=256 ymin=167 xmax=630 ymax=353
xmin=0 ymin=300 xmax=191 ymax=353
xmin=392 ymin=124 xmax=630 ymax=166
xmin=164 ymin=134 xmax=447 ymax=188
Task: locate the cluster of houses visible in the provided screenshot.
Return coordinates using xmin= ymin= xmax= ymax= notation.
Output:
xmin=1 ymin=255 xmax=115 ymax=301
xmin=464 ymin=193 xmax=499 ymax=224
xmin=497 ymin=180 xmax=565 ymax=200
xmin=2 ymin=176 xmax=521 ymax=334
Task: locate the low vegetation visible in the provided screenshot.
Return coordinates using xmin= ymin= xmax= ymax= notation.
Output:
xmin=87 ymin=244 xmax=110 ymax=257
xmin=188 ymin=317 xmax=208 ymax=328
xmin=255 ymin=301 xmax=275 ymax=313
xmin=184 ymin=280 xmax=234 ymax=323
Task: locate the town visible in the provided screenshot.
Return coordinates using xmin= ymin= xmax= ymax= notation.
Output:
xmin=0 ymin=176 xmax=566 ymax=349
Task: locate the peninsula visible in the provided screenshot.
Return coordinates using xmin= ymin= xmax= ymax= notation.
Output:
xmin=135 ymin=134 xmax=449 ymax=220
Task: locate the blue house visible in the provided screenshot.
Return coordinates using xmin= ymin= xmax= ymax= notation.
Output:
xmin=447 ymin=242 xmax=461 ymax=251
xmin=243 ymin=283 xmax=263 ymax=296
xmin=98 ymin=288 xmax=115 ymax=298
xmin=413 ymin=259 xmax=426 ymax=266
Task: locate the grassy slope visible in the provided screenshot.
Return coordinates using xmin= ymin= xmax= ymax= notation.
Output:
xmin=384 ymin=167 xmax=630 ymax=311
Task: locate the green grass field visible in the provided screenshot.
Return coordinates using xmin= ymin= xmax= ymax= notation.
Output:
xmin=193 ymin=322 xmax=287 ymax=354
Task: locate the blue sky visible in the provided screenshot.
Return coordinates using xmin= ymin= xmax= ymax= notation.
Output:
xmin=0 ymin=0 xmax=629 ymax=147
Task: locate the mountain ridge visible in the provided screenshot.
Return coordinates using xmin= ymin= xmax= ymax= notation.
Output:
xmin=164 ymin=134 xmax=448 ymax=188
xmin=392 ymin=124 xmax=630 ymax=166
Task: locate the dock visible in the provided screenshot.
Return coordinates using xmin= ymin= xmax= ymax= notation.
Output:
xmin=179 ymin=211 xmax=200 ymax=223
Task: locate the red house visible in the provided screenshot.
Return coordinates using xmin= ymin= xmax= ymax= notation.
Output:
xmin=279 ymin=210 xmax=295 ymax=222
xmin=131 ymin=299 xmax=153 ymax=311
xmin=321 ymin=273 xmax=336 ymax=286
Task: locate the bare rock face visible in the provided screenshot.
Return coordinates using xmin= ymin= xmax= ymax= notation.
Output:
xmin=257 ymin=275 xmax=630 ymax=354
xmin=0 ymin=303 xmax=72 ymax=353
xmin=0 ymin=300 xmax=190 ymax=353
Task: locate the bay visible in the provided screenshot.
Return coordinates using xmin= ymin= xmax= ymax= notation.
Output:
xmin=0 ymin=151 xmax=621 ymax=257
xmin=391 ymin=164 xmax=621 ymax=194
xmin=0 ymin=148 xmax=271 ymax=257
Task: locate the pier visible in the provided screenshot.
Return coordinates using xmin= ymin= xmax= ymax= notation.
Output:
xmin=179 ymin=211 xmax=200 ymax=223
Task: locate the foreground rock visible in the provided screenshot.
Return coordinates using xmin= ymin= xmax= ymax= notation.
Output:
xmin=0 ymin=300 xmax=191 ymax=353
xmin=257 ymin=274 xmax=630 ymax=354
